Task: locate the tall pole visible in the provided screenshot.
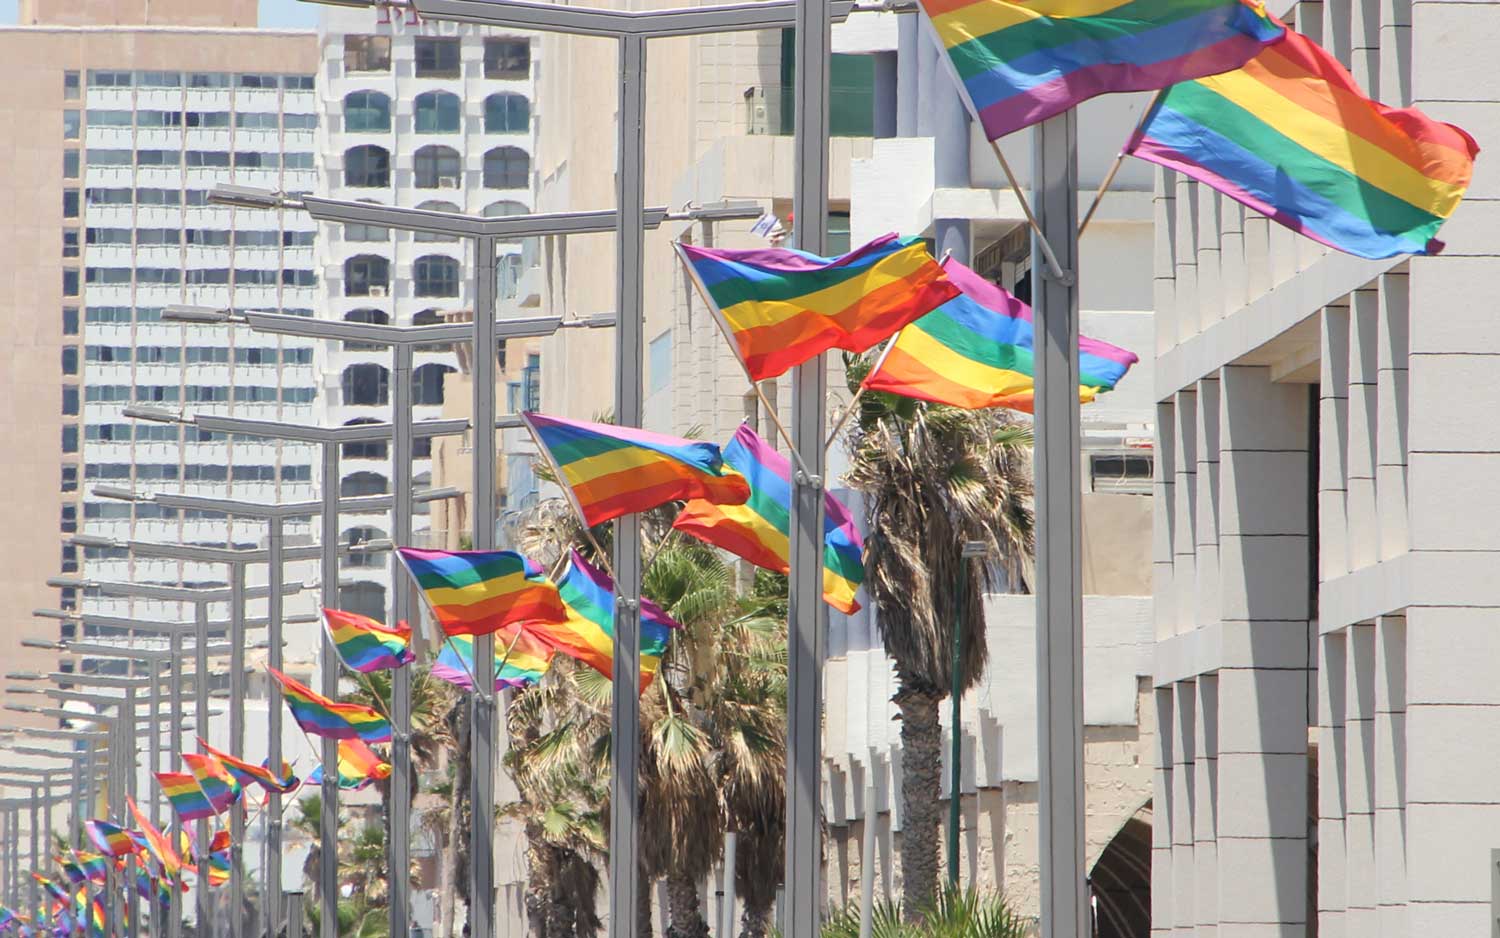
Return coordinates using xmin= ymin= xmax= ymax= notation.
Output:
xmin=195 ymin=607 xmax=215 ymax=937
xmin=70 ymin=745 xmax=84 ymax=849
xmin=169 ymin=630 xmax=184 ymax=938
xmin=318 ymin=443 xmax=341 ymax=938
xmin=149 ymin=660 xmax=162 ymax=828
xmin=788 ymin=0 xmax=830 ymax=933
xmin=229 ymin=564 xmax=247 ymax=938
xmin=948 ymin=582 xmax=965 ymax=886
xmin=28 ymin=786 xmax=38 ymax=918
xmin=389 ymin=344 xmax=414 ymax=938
xmin=125 ymin=685 xmax=140 ymax=938
xmin=470 ymin=234 xmax=499 ymax=938
xmin=608 ymin=32 xmax=647 ymax=938
xmin=266 ymin=519 xmax=286 ymax=938
xmin=1031 ymin=110 xmax=1087 ymax=938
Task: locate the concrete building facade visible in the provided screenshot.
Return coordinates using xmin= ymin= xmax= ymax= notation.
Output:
xmin=1148 ymin=0 xmax=1500 ymax=933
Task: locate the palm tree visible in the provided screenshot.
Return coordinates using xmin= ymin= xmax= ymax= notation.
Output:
xmin=841 ymin=357 xmax=1035 ymax=913
xmin=820 ymin=886 xmax=1029 ymax=938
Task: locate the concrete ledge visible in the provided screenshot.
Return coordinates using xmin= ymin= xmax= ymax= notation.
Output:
xmin=1318 ymin=553 xmax=1414 ymax=633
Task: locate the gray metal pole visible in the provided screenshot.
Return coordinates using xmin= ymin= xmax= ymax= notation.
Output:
xmin=390 ymin=343 xmax=414 ymax=938
xmin=229 ymin=563 xmax=247 ymax=938
xmin=195 ymin=604 xmax=215 ymax=937
xmin=266 ymin=519 xmax=286 ymax=938
xmin=720 ymin=832 xmax=736 ymax=938
xmin=71 ymin=745 xmax=84 ymax=849
xmin=788 ymin=0 xmax=830 ymax=933
xmin=28 ymin=786 xmax=38 ymax=917
xmin=470 ymin=233 xmax=499 ymax=938
xmin=125 ymin=685 xmax=140 ymax=938
xmin=149 ymin=658 xmax=162 ymax=827
xmin=169 ymin=629 xmax=184 ymax=938
xmin=319 ymin=443 xmax=341 ymax=938
xmin=858 ymin=778 xmax=875 ymax=938
xmin=608 ymin=31 xmax=647 ymax=938
xmin=1030 ymin=110 xmax=1087 ymax=938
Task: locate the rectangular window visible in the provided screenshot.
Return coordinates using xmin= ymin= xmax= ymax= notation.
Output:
xmin=648 ymin=330 xmax=672 ymax=394
xmin=135 ymin=229 xmax=180 ymax=245
xmin=235 ymin=112 xmax=279 ymax=130
xmin=64 ymin=71 xmax=80 ymax=100
xmin=283 ymin=75 xmax=315 ymax=90
xmin=61 ymin=544 xmax=77 ymax=573
xmin=61 ymin=425 xmax=78 ymax=455
xmin=484 ymin=38 xmax=531 ymax=79
xmin=61 ymin=386 xmax=79 ymax=416
xmin=136 ymin=70 xmax=181 ymax=88
xmin=188 ymin=72 xmax=231 ymax=88
xmin=62 ymin=229 xmax=79 ymax=258
xmin=62 ymin=307 xmax=79 ymax=335
xmin=63 ymin=189 xmax=79 ymax=218
xmin=136 ymin=110 xmax=183 ymax=128
xmin=63 ymin=150 xmax=79 ymax=178
xmin=283 ymin=152 xmax=315 ymax=170
xmin=184 ymin=111 xmax=230 ymax=128
xmin=87 ymin=228 xmax=132 ymax=245
xmin=237 ymin=73 xmax=279 ymax=89
xmin=282 ymin=230 xmax=315 ymax=247
xmin=61 ymin=346 xmax=78 ymax=374
xmin=60 ymin=504 xmax=77 ymax=534
xmin=61 ymin=465 xmax=77 ymax=493
xmin=85 ymin=110 xmax=132 ymax=127
xmin=62 ymin=270 xmax=79 ymax=297
xmin=345 ymin=35 xmax=392 ymax=72
xmin=86 ymin=149 xmax=133 ymax=166
xmin=415 ymin=37 xmax=462 ymax=78
xmin=63 ymin=110 xmax=80 ymax=139
xmin=88 ymin=70 xmax=132 ymax=87
xmin=283 ymin=114 xmax=317 ymax=131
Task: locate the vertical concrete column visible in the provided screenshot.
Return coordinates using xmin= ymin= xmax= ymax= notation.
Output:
xmin=1215 ymin=365 xmax=1312 ymax=937
xmin=1319 ymin=304 xmax=1351 ymax=580
xmin=1153 ymin=167 xmax=1178 ymax=356
xmin=1217 ymin=201 xmax=1247 ymax=316
xmin=1378 ymin=0 xmax=1411 ymax=104
xmin=1375 ymin=272 xmax=1409 ymax=561
xmin=872 ymin=52 xmax=897 ymax=139
xmin=1172 ymin=391 xmax=1199 ymax=636
xmin=1153 ymin=688 xmax=1177 ymax=938
xmin=1372 ymin=614 xmax=1407 ymax=937
xmin=1155 ymin=401 xmax=1178 ymax=640
xmin=1346 ymin=289 xmax=1379 ymax=570
xmin=1343 ymin=623 xmax=1377 ymax=935
xmin=1318 ymin=631 xmax=1349 ymax=938
xmin=895 ymin=12 xmax=919 ymax=137
xmin=1194 ymin=378 xmax=1222 ymax=633
xmin=1193 ymin=677 xmax=1220 ymax=938
xmin=1195 ymin=186 xmax=1222 ymax=331
xmin=1173 ymin=177 xmax=1200 ymax=345
xmin=1241 ymin=213 xmax=1271 ymax=304
xmin=1350 ymin=0 xmax=1381 ymax=92
xmin=915 ymin=24 xmax=935 ymax=138
xmin=1321 ymin=0 xmax=1353 ymax=67
xmin=1172 ymin=682 xmax=1198 ymax=938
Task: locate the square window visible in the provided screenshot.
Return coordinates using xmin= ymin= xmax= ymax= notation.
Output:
xmin=63 ymin=110 xmax=80 ymax=139
xmin=61 ymin=386 xmax=79 ymax=415
xmin=63 ymin=150 xmax=79 ymax=178
xmin=62 ymin=270 xmax=79 ymax=297
xmin=345 ymin=35 xmax=392 ymax=72
xmin=64 ymin=71 xmax=80 ymax=100
xmin=414 ymin=38 xmax=462 ymax=78
xmin=484 ymin=39 xmax=530 ymax=79
xmin=63 ymin=189 xmax=79 ymax=219
xmin=62 ymin=229 xmax=79 ymax=258
xmin=61 ymin=465 xmax=77 ymax=492
xmin=62 ymin=307 xmax=78 ymax=335
xmin=61 ymin=543 xmax=77 ymax=573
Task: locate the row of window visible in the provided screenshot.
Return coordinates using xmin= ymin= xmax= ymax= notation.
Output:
xmin=342 ymin=199 xmax=530 ymax=242
xmin=82 ymin=502 xmax=229 ymax=520
xmin=342 ymin=254 xmax=460 ymax=297
xmin=84 ymin=267 xmax=317 ymax=287
xmin=87 ymin=149 xmax=316 ymax=169
xmin=83 ymin=306 xmax=312 ymax=323
xmin=344 ymin=144 xmax=528 ymax=190
xmin=343 ymin=35 xmax=530 ymax=81
xmin=343 ymin=90 xmax=529 ymax=134
xmin=85 ymin=188 xmax=232 ymax=207
xmin=84 ymin=385 xmax=317 ymax=404
xmin=86 ymin=228 xmax=315 ymax=247
xmin=86 ymin=70 xmax=315 ymax=90
xmin=82 ymin=110 xmax=315 ymax=130
xmin=85 ymin=463 xmax=314 ymax=482
xmin=85 ymin=346 xmax=314 ymax=365
xmin=86 ymin=424 xmax=225 ymax=443
xmin=340 ymin=362 xmax=456 ymax=406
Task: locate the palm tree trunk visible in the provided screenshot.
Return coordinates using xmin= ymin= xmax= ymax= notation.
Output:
xmin=895 ymin=680 xmax=942 ymax=915
xmin=524 ymin=824 xmax=550 ymax=938
xmin=440 ymin=806 xmax=459 ymax=938
xmin=738 ymin=901 xmax=772 ymax=938
xmin=636 ymin=872 xmax=654 ymax=938
xmin=663 ymin=874 xmax=708 ymax=938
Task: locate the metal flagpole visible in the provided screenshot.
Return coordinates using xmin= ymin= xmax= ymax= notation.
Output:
xmin=389 ymin=344 xmax=414 ymax=938
xmin=194 ymin=605 xmax=214 ymax=937
xmin=609 ymin=31 xmax=647 ymax=938
xmin=788 ymin=1 xmax=830 ymax=936
xmin=318 ymin=443 xmax=341 ymax=938
xmin=169 ymin=630 xmax=184 ymax=938
xmin=265 ymin=518 xmax=286 ymax=938
xmin=228 ymin=564 xmax=247 ymax=938
xmin=1031 ymin=110 xmax=1088 ymax=938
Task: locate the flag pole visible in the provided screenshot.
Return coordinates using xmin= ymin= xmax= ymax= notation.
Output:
xmin=986 ymin=140 xmax=1069 ymax=283
xmin=490 ymin=628 xmax=527 ymax=692
xmin=1077 ymin=89 xmax=1164 ymax=238
xmin=824 ymin=332 xmax=902 ymax=451
xmin=392 ymin=551 xmax=488 ymax=694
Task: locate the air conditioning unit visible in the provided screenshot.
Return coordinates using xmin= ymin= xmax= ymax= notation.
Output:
xmin=438 ymin=177 xmax=461 ymax=189
xmin=369 ymin=286 xmax=388 ymax=297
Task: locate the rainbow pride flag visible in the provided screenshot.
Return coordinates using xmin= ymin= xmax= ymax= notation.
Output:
xmin=268 ymin=667 xmax=392 ymax=743
xmin=155 ymin=772 xmax=218 ymax=823
xmin=675 ymin=235 xmax=960 ymax=382
xmin=307 ymin=739 xmax=392 ymax=791
xmin=524 ymin=413 xmax=751 ymax=528
xmin=73 ymin=854 xmax=107 ymax=886
xmin=862 ymin=260 xmax=1138 ymax=411
xmin=130 ymin=797 xmax=180 ymax=880
xmin=322 ymin=608 xmax=416 ymax=673
xmin=526 ymin=550 xmax=680 ymax=692
xmin=205 ymin=831 xmax=231 ymax=887
xmin=181 ymin=752 xmax=241 ymax=813
xmin=673 ymin=424 xmax=865 ymax=614
xmin=1126 ymin=27 xmax=1478 ymax=258
xmin=194 ymin=739 xmax=299 ymax=795
xmin=55 ymin=859 xmax=85 ymax=886
xmin=399 ymin=547 xmax=568 ymax=637
xmin=431 ymin=629 xmax=555 ymax=692
xmin=921 ymin=0 xmax=1283 ymax=140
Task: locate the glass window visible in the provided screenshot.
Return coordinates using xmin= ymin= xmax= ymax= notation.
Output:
xmin=282 ymin=230 xmax=315 ymax=247
xmin=188 ymin=72 xmax=231 ymax=88
xmin=413 ymin=145 xmax=461 ymax=189
xmin=62 ymin=270 xmax=79 ymax=297
xmin=61 ymin=346 xmax=78 ymax=375
xmin=412 ymin=363 xmax=456 ymax=405
xmin=338 ymin=581 xmax=386 ymax=619
xmin=61 ymin=386 xmax=79 ymax=416
xmin=85 ymin=109 xmax=131 ymax=127
xmin=415 ymin=201 xmax=461 ymax=242
xmin=64 ymin=71 xmax=80 ymax=100
xmin=62 ymin=229 xmax=79 ymax=258
xmin=284 ymin=153 xmax=315 ymax=170
xmin=414 ymin=90 xmax=461 ymax=133
xmin=136 ymin=71 xmax=181 ymax=87
xmin=343 ymin=309 xmax=389 ymax=350
xmin=88 ymin=70 xmax=132 ymax=87
xmin=62 ymin=307 xmax=79 ymax=335
xmin=344 ymin=145 xmax=390 ymax=188
xmin=63 ymin=150 xmax=79 ymax=178
xmin=61 ymin=465 xmax=77 ymax=493
xmin=828 ymin=212 xmax=852 ymax=256
xmin=343 ymin=200 xmax=390 ymax=242
xmin=413 ymin=255 xmax=460 ymax=297
xmin=136 ymin=110 xmax=183 ymax=128
xmin=237 ymin=74 xmax=278 ymax=89
xmin=235 ymin=112 xmax=279 ymax=130
xmin=284 ymin=113 xmax=318 ymax=130
xmin=343 ymin=256 xmax=390 ymax=296
xmin=63 ymin=110 xmax=80 ymax=139
xmin=344 ymin=35 xmax=392 ymax=73
xmin=233 ymin=151 xmax=279 ymax=169
xmin=283 ymin=75 xmax=315 ymax=90
xmin=185 ymin=229 xmax=230 ymax=246
xmin=483 ymin=38 xmax=530 ymax=79
xmin=483 ymin=93 xmax=530 ymax=133
xmin=482 ymin=147 xmax=529 ymax=189
xmin=343 ymin=91 xmax=391 ymax=133
xmin=61 ymin=425 xmax=78 ymax=455
xmin=414 ymin=37 xmax=461 ymax=78
xmin=145 ymin=149 xmax=187 ymax=166
xmin=341 ymin=364 xmax=390 ymax=406
xmin=342 ymin=525 xmax=387 ymax=564
xmin=86 ymin=149 xmax=132 ymax=166
xmin=185 ymin=111 xmax=230 ymax=128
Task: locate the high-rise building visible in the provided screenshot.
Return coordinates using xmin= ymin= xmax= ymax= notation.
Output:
xmin=0 ymin=0 xmax=319 ymax=710
xmin=312 ymin=8 xmax=538 ymax=619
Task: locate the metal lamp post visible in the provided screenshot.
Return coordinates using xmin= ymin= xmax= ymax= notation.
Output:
xmin=948 ymin=541 xmax=989 ymax=885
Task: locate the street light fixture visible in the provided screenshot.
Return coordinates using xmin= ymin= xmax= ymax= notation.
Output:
xmin=206 ymin=185 xmax=299 ymax=211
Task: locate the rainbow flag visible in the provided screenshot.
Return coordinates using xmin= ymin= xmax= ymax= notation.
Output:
xmin=399 ymin=547 xmax=568 ymax=637
xmin=194 ymin=739 xmax=300 ymax=794
xmin=54 ymin=860 xmax=85 ymax=886
xmin=72 ymin=854 xmax=107 ymax=885
xmin=525 ymin=413 xmax=752 ymax=527
xmin=267 ymin=667 xmax=392 ymax=743
xmin=675 ymin=234 xmax=960 ymax=382
xmin=432 ymin=629 xmax=555 ymax=692
xmin=526 ymin=550 xmax=680 ymax=692
xmin=672 ymin=424 xmax=865 ymax=614
xmin=127 ymin=796 xmax=181 ymax=880
xmin=0 ymin=907 xmax=16 ymax=928
xmin=1126 ymin=27 xmax=1478 ymax=258
xmin=921 ymin=0 xmax=1283 ymax=140
xmin=155 ymin=771 xmax=218 ymax=823
xmin=322 ymin=608 xmax=416 ymax=673
xmin=862 ymin=259 xmax=1138 ymax=410
xmin=82 ymin=897 xmax=103 ymax=938
xmin=181 ymin=752 xmax=241 ymax=813
xmin=204 ymin=831 xmax=231 ymax=887
xmin=307 ymin=739 xmax=392 ymax=791
xmin=28 ymin=877 xmax=66 ymax=907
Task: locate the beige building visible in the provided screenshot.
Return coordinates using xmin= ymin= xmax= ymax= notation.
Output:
xmin=0 ymin=1 xmax=316 ymax=722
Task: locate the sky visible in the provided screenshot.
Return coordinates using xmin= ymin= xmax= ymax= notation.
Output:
xmin=0 ymin=0 xmax=319 ymax=26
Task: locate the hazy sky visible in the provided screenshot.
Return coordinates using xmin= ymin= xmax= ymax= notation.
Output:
xmin=0 ymin=0 xmax=319 ymax=27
